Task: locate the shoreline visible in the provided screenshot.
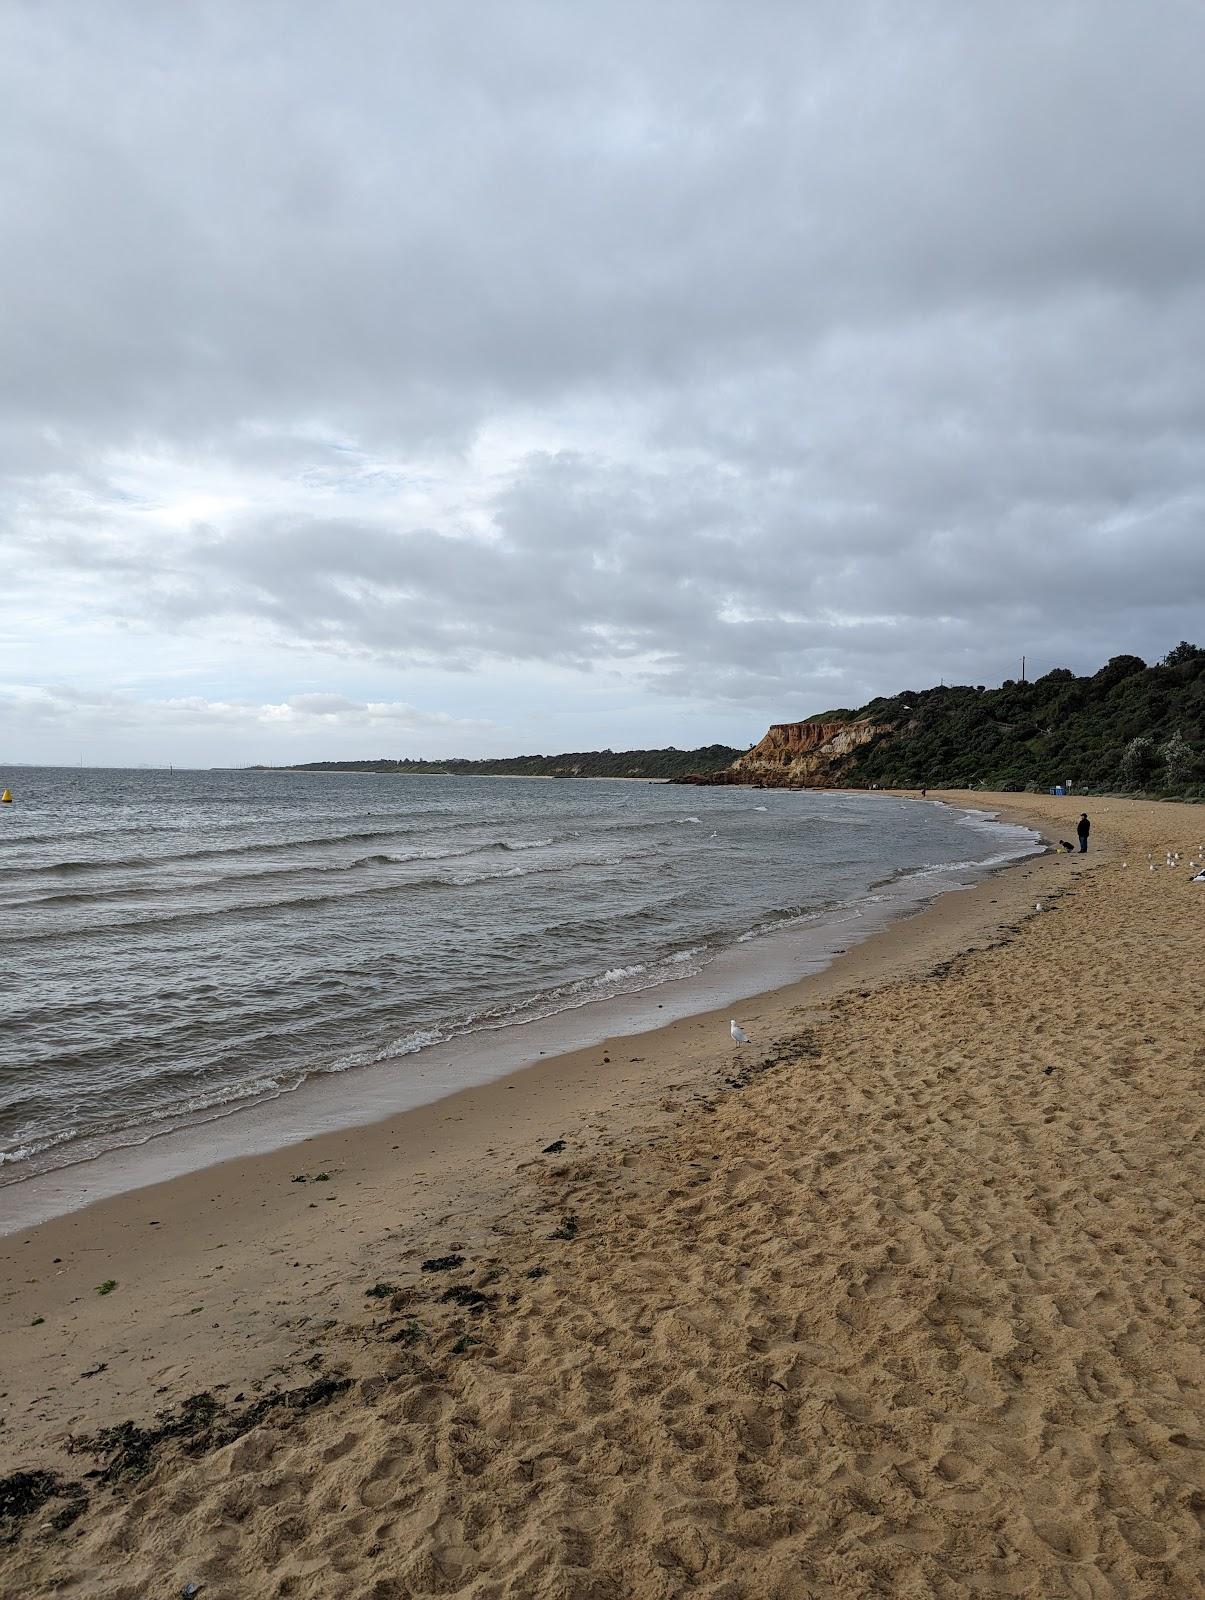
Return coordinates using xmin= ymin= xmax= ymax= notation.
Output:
xmin=0 ymin=796 xmax=1040 ymax=1231
xmin=2 ymin=793 xmax=1059 ymax=1466
xmin=2 ymin=791 xmax=1201 ymax=1597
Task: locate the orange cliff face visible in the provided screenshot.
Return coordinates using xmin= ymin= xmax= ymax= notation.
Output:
xmin=675 ymin=718 xmax=891 ymax=787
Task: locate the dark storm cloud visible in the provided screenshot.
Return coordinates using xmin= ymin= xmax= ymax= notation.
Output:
xmin=2 ymin=0 xmax=1204 ymax=743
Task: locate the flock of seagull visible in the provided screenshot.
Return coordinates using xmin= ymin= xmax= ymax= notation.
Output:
xmin=1137 ymin=845 xmax=1203 ymax=874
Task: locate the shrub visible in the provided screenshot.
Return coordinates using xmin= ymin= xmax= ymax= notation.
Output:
xmin=1119 ymin=736 xmax=1157 ymax=787
xmin=1161 ymin=728 xmax=1194 ymax=790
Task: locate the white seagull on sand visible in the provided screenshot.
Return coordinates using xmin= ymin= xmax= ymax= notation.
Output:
xmin=730 ymin=1020 xmax=750 ymax=1045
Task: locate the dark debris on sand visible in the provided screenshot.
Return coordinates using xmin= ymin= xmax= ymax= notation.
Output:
xmin=67 ymin=1376 xmax=353 ymax=1485
xmin=440 ymin=1285 xmax=494 ymax=1312
xmin=0 ymin=1378 xmax=358 ymax=1546
xmin=387 ymin=1320 xmax=426 ymax=1346
xmin=0 ymin=1470 xmax=87 ymax=1546
xmin=724 ymin=1029 xmax=822 ymax=1091
xmin=420 ymin=1254 xmax=464 ymax=1273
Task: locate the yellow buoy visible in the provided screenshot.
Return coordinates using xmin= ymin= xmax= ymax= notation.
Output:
xmin=0 ymin=789 xmax=11 ymax=803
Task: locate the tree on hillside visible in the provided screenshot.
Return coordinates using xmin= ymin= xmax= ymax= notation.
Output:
xmin=1092 ymin=654 xmax=1147 ymax=691
xmin=1160 ymin=728 xmax=1193 ymax=790
xmin=1119 ymin=735 xmax=1156 ymax=788
xmin=1163 ymin=641 xmax=1204 ymax=667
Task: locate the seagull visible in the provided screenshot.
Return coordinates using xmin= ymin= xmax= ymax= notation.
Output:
xmin=1035 ymin=901 xmax=1043 ymax=912
xmin=730 ymin=1020 xmax=750 ymax=1046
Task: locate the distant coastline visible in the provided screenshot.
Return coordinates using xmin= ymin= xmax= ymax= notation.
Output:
xmin=259 ymin=745 xmax=742 ymax=782
xmin=260 ymin=769 xmax=671 ymax=781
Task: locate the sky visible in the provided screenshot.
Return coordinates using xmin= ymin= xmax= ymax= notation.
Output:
xmin=2 ymin=1 xmax=1204 ymax=768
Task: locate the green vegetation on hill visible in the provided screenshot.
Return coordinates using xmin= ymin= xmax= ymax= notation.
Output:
xmin=281 ymin=745 xmax=742 ymax=780
xmin=819 ymin=643 xmax=1205 ymax=795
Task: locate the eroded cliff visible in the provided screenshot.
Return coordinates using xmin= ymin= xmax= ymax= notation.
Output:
xmin=676 ymin=718 xmax=891 ymax=787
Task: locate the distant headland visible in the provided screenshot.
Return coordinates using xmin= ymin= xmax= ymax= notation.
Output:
xmin=677 ymin=643 xmax=1204 ymax=795
xmin=261 ymin=745 xmax=741 ymax=781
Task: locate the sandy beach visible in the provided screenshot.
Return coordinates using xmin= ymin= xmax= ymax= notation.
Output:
xmin=2 ymin=791 xmax=1201 ymax=1598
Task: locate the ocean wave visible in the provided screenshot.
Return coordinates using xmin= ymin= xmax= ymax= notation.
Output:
xmin=0 ymin=883 xmax=441 ymax=943
xmin=0 ymin=856 xmax=608 ymax=942
xmin=321 ymin=1026 xmax=448 ymax=1076
xmin=594 ymin=963 xmax=647 ymax=985
xmin=0 ymin=848 xmax=468 ymax=909
xmin=0 ymin=827 xmax=431 ymax=877
xmin=450 ymin=865 xmax=531 ymax=884
xmin=0 ymin=828 xmax=564 ymax=887
xmin=0 ymin=1121 xmax=83 ymax=1167
xmin=737 ymin=906 xmax=827 ymax=942
xmin=0 ymin=801 xmax=483 ymax=854
xmin=0 ymin=1063 xmax=320 ymax=1179
xmin=2 ymin=933 xmax=722 ymax=1181
xmin=408 ymin=947 xmax=714 ymax=1042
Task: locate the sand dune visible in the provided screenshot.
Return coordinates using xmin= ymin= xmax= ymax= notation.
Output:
xmin=2 ymin=794 xmax=1202 ymax=1597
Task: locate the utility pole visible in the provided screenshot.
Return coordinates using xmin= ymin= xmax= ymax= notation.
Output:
xmin=1021 ymin=655 xmax=1026 ymax=683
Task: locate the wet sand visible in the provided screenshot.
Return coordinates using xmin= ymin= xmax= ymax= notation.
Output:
xmin=2 ymin=792 xmax=1201 ymax=1598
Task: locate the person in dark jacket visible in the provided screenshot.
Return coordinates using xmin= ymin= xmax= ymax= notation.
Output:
xmin=1077 ymin=813 xmax=1091 ymax=852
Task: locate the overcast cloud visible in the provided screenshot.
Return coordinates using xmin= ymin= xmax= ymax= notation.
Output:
xmin=2 ymin=0 xmax=1204 ymax=765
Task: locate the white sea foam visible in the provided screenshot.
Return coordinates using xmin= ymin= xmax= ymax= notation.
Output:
xmin=595 ymin=963 xmax=647 ymax=985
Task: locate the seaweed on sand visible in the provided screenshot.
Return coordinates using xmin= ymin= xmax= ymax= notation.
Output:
xmin=67 ymin=1376 xmax=352 ymax=1486
xmin=388 ymin=1320 xmax=425 ymax=1345
xmin=0 ymin=1470 xmax=87 ymax=1544
xmin=725 ymin=1029 xmax=821 ymax=1090
xmin=420 ymin=1254 xmax=464 ymax=1273
xmin=0 ymin=1379 xmax=352 ymax=1547
xmin=440 ymin=1285 xmax=494 ymax=1312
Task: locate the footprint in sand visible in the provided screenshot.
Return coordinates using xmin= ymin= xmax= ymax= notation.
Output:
xmin=1029 ymin=1517 xmax=1096 ymax=1561
xmin=1117 ymin=1515 xmax=1170 ymax=1557
xmin=320 ymin=1429 xmax=360 ymax=1464
xmin=360 ymin=1455 xmax=406 ymax=1509
xmin=934 ymin=1452 xmax=973 ymax=1483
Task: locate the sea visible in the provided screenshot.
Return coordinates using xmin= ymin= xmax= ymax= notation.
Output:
xmin=0 ymin=767 xmax=1039 ymax=1213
